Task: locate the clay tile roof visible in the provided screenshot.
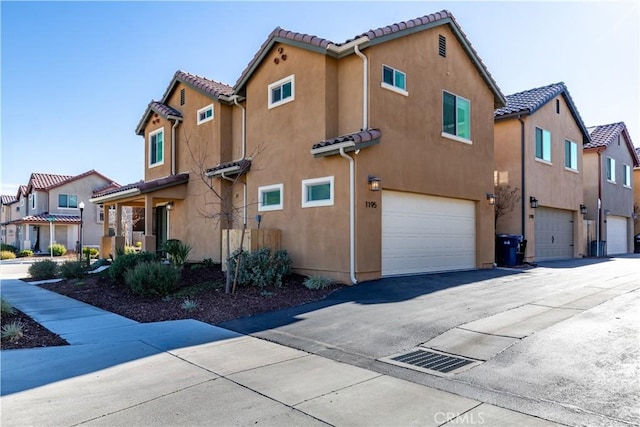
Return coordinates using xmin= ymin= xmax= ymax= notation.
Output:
xmin=312 ymin=129 xmax=382 ymax=150
xmin=1 ymin=195 xmax=17 ymax=205
xmin=163 ymin=70 xmax=234 ymax=102
xmin=12 ymin=214 xmax=81 ymax=225
xmin=17 ymin=185 xmax=27 ymax=198
xmin=206 ymin=159 xmax=252 ymax=176
xmin=93 ymin=180 xmax=144 ymax=199
xmin=586 ymin=122 xmax=639 ymax=166
xmin=29 ymin=172 xmax=74 ymax=190
xmin=92 ymin=174 xmax=189 ymax=200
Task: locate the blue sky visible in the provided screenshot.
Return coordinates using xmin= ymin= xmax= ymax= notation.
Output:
xmin=2 ymin=1 xmax=638 ymax=196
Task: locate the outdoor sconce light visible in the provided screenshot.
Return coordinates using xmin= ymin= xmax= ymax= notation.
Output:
xmin=529 ymin=196 xmax=539 ymax=209
xmin=166 ymin=202 xmax=174 ymax=211
xmin=368 ymin=175 xmax=381 ymax=192
xmin=486 ymin=193 xmax=496 ymax=206
xmin=580 ymin=204 xmax=587 ymax=215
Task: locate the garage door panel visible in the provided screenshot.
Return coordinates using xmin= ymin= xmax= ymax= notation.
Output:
xmin=607 ymin=216 xmax=628 ymax=255
xmin=534 ymin=207 xmax=574 ymax=261
xmin=382 ymin=191 xmax=475 ymax=276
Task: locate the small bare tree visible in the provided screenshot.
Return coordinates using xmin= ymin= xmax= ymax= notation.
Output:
xmin=494 ymin=184 xmax=521 ymax=230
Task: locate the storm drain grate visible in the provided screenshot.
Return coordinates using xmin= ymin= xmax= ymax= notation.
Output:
xmin=389 ymin=349 xmax=475 ymax=373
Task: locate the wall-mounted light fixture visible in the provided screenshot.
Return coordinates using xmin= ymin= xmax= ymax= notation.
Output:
xmin=580 ymin=204 xmax=587 ymax=215
xmin=486 ymin=193 xmax=496 ymax=206
xmin=604 ymin=209 xmax=610 ymax=216
xmin=368 ymin=175 xmax=381 ymax=192
xmin=166 ymin=202 xmax=174 ymax=211
xmin=529 ymin=196 xmax=539 ymax=209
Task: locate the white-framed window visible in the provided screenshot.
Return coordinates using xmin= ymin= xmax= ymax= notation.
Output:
xmin=149 ymin=128 xmax=164 ymax=166
xmin=97 ymin=205 xmax=116 ymax=223
xmin=381 ymin=65 xmax=408 ymax=96
xmin=535 ymin=127 xmax=552 ymax=162
xmin=29 ymin=193 xmax=36 ymax=210
xmin=58 ymin=194 xmax=78 ymax=209
xmin=623 ymin=164 xmax=631 ymax=187
xmin=258 ymin=184 xmax=283 ymax=212
xmin=197 ymin=104 xmax=214 ymax=125
xmin=302 ymin=176 xmax=334 ymax=208
xmin=442 ymin=91 xmax=471 ymax=142
xmin=564 ymin=140 xmax=578 ymax=171
xmin=606 ymin=157 xmax=616 ymax=182
xmin=268 ymin=75 xmax=294 ymax=109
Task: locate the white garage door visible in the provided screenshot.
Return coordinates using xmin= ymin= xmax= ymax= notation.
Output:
xmin=607 ymin=216 xmax=628 ymax=255
xmin=534 ymin=207 xmax=574 ymax=261
xmin=382 ymin=191 xmax=475 ymax=276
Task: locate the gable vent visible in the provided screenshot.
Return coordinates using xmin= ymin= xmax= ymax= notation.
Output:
xmin=180 ymin=88 xmax=185 ymax=106
xmin=438 ymin=35 xmax=446 ymax=57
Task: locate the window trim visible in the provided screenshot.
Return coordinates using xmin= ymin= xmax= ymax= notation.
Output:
xmin=268 ymin=75 xmax=295 ymax=109
xmin=623 ymin=164 xmax=632 ymax=188
xmin=29 ymin=193 xmax=36 ymax=211
xmin=58 ymin=194 xmax=78 ymax=209
xmin=606 ymin=157 xmax=616 ymax=183
xmin=564 ymin=139 xmax=578 ymax=171
xmin=381 ymin=65 xmax=408 ymax=96
xmin=302 ymin=176 xmax=334 ymax=208
xmin=535 ymin=127 xmax=552 ymax=163
xmin=442 ymin=90 xmax=472 ymax=143
xmin=197 ymin=104 xmax=214 ymax=125
xmin=149 ymin=128 xmax=164 ymax=167
xmin=258 ymin=184 xmax=284 ymax=212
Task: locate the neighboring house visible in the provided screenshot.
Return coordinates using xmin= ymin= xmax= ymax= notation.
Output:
xmin=1 ymin=194 xmax=19 ymax=246
xmin=584 ymin=122 xmax=639 ymax=255
xmin=6 ymin=170 xmax=119 ymax=253
xmin=92 ymin=10 xmax=506 ymax=283
xmin=494 ymin=82 xmax=590 ymax=262
xmin=635 ymin=147 xmax=640 ymax=241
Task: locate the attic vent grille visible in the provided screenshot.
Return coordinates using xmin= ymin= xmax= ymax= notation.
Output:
xmin=180 ymin=88 xmax=185 ymax=106
xmin=438 ymin=35 xmax=446 ymax=57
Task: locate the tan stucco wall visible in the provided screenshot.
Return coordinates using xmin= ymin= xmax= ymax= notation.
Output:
xmin=495 ymin=95 xmax=585 ymax=260
xmin=634 ymin=166 xmax=640 ymax=237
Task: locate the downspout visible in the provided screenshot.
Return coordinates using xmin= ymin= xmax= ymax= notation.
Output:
xmin=232 ymin=96 xmax=247 ymax=225
xmin=339 ymin=147 xmax=357 ymax=284
xmin=170 ymin=117 xmax=181 ymax=175
xmin=518 ymin=115 xmax=526 ymax=239
xmin=353 ymin=44 xmax=368 ymax=130
xmin=597 ymin=150 xmax=603 ymax=256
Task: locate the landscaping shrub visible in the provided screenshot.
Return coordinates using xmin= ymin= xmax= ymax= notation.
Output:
xmin=304 ymin=275 xmax=334 ymax=290
xmin=125 ymin=262 xmax=180 ymax=296
xmin=163 ymin=239 xmax=192 ymax=267
xmin=17 ymin=249 xmax=33 ymax=258
xmin=124 ymin=246 xmax=137 ymax=254
xmin=59 ymin=260 xmax=85 ymax=280
xmin=1 ymin=250 xmax=16 ymax=260
xmin=1 ymin=321 xmax=25 ymax=342
xmin=48 ymin=243 xmax=67 ymax=256
xmin=1 ymin=298 xmax=16 ymax=316
xmin=1 ymin=243 xmax=18 ymax=254
xmin=109 ymin=251 xmax=159 ymax=283
xmin=228 ymin=248 xmax=292 ymax=288
xmin=83 ymin=247 xmax=99 ymax=259
xmin=28 ymin=259 xmax=58 ymax=280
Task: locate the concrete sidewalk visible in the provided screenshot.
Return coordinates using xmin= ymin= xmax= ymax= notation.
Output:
xmin=0 ymin=278 xmax=560 ymax=426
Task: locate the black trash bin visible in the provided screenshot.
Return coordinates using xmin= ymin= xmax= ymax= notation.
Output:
xmin=496 ymin=234 xmax=522 ymax=267
xmin=590 ymin=240 xmax=607 ymax=257
xmin=634 ymin=234 xmax=640 ymax=254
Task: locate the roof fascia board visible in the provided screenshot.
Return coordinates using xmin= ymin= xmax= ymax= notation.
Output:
xmin=166 ymin=75 xmax=226 ymax=104
xmin=90 ymin=188 xmax=141 ymax=204
xmin=494 ymin=111 xmax=531 ymax=121
xmin=311 ymin=139 xmax=380 ymax=158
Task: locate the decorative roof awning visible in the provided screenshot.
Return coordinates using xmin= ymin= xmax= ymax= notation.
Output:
xmin=310 ymin=129 xmax=382 ymax=158
xmin=205 ymin=159 xmax=252 ymax=178
xmin=11 ymin=214 xmax=81 ymax=225
xmin=90 ymin=173 xmax=189 ymax=204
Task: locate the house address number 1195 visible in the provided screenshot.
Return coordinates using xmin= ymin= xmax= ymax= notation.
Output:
xmin=365 ymin=201 xmax=377 ymax=208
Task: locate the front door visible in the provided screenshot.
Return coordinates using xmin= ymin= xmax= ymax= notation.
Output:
xmin=33 ymin=226 xmax=41 ymax=252
xmin=155 ymin=206 xmax=168 ymax=253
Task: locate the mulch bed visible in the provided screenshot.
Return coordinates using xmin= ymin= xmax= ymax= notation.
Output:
xmin=1 ymin=309 xmax=68 ymax=350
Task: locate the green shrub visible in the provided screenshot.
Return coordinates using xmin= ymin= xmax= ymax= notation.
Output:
xmin=181 ymin=299 xmax=199 ymax=312
xmin=1 ymin=243 xmax=18 ymax=254
xmin=163 ymin=239 xmax=192 ymax=267
xmin=1 ymin=298 xmax=16 ymax=316
xmin=28 ymin=259 xmax=58 ymax=280
xmin=125 ymin=262 xmax=180 ymax=297
xmin=48 ymin=243 xmax=67 ymax=256
xmin=1 ymin=250 xmax=16 ymax=260
xmin=17 ymin=249 xmax=33 ymax=258
xmin=304 ymin=275 xmax=334 ymax=290
xmin=83 ymin=247 xmax=99 ymax=259
xmin=59 ymin=260 xmax=85 ymax=280
xmin=1 ymin=320 xmax=25 ymax=342
xmin=109 ymin=251 xmax=159 ymax=283
xmin=203 ymin=258 xmax=217 ymax=269
xmin=228 ymin=248 xmax=292 ymax=288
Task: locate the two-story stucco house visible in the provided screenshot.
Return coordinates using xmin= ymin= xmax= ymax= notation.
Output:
xmin=634 ymin=147 xmax=640 ymax=244
xmin=6 ymin=170 xmax=119 ymax=253
xmin=1 ymin=194 xmax=19 ymax=246
xmin=92 ymin=10 xmax=506 ymax=283
xmin=494 ymin=82 xmax=590 ymax=262
xmin=584 ymin=122 xmax=639 ymax=255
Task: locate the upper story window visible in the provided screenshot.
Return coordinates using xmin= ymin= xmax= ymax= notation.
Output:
xmin=268 ymin=75 xmax=294 ymax=109
xmin=197 ymin=104 xmax=214 ymax=125
xmin=535 ymin=127 xmax=552 ymax=162
xmin=149 ymin=128 xmax=164 ymax=167
xmin=302 ymin=176 xmax=334 ymax=208
xmin=606 ymin=157 xmax=616 ymax=182
xmin=381 ymin=65 xmax=408 ymax=96
xmin=258 ymin=184 xmax=283 ymax=212
xmin=58 ymin=194 xmax=78 ymax=209
xmin=442 ymin=91 xmax=471 ymax=142
xmin=564 ymin=140 xmax=578 ymax=171
xmin=623 ymin=164 xmax=631 ymax=187
xmin=29 ymin=193 xmax=36 ymax=211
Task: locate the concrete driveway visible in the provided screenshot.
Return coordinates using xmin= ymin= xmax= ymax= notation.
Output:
xmin=221 ymin=255 xmax=640 ymax=426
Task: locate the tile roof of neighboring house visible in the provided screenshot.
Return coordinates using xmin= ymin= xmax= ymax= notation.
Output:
xmin=91 ymin=173 xmax=189 ymax=201
xmin=16 ymin=185 xmax=27 ymax=199
xmin=234 ymin=10 xmax=506 ymax=107
xmin=136 ymin=70 xmax=234 ymax=136
xmin=11 ymin=214 xmax=81 ymax=225
xmin=206 ymin=159 xmax=252 ymax=177
xmin=311 ymin=129 xmax=382 ymax=157
xmin=494 ymin=82 xmax=591 ymax=143
xmin=586 ymin=122 xmax=639 ymax=166
xmin=1 ymin=195 xmax=18 ymax=205
xmin=26 ymin=170 xmax=117 ymax=193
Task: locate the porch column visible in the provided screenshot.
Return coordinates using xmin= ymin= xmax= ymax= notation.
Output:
xmin=142 ymin=195 xmax=156 ymax=253
xmin=112 ymin=203 xmax=125 ymax=257
xmin=100 ymin=203 xmax=112 ymax=258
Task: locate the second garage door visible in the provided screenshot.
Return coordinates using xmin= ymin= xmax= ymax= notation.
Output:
xmin=607 ymin=215 xmax=628 ymax=255
xmin=381 ymin=191 xmax=475 ymax=276
xmin=534 ymin=207 xmax=574 ymax=261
